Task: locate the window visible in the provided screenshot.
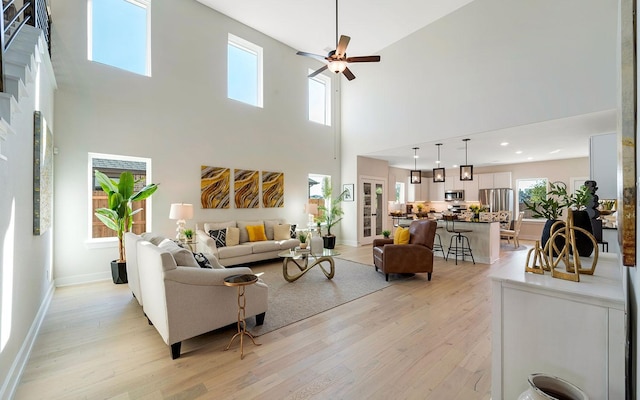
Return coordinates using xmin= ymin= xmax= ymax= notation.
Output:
xmin=517 ymin=178 xmax=548 ymax=219
xmin=228 ymin=34 xmax=263 ymax=107
xmin=88 ymin=0 xmax=151 ymax=76
xmin=395 ymin=182 xmax=405 ymax=204
xmin=308 ymin=71 xmax=331 ymax=125
xmin=307 ymin=174 xmax=330 ymax=226
xmin=89 ymin=153 xmax=152 ymax=240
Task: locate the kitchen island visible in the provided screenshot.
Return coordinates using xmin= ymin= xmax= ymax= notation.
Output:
xmin=436 ymin=220 xmax=501 ymax=264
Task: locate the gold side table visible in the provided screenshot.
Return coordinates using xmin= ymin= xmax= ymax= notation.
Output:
xmin=223 ymin=274 xmax=261 ymax=359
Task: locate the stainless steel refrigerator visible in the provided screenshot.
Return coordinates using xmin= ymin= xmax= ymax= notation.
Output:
xmin=478 ymin=188 xmax=514 ymax=213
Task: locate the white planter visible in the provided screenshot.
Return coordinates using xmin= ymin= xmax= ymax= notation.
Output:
xmin=518 ymin=374 xmax=588 ymax=400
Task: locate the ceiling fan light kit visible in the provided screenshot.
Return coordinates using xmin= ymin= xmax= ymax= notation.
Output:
xmin=460 ymin=138 xmax=473 ymax=181
xmin=411 ymin=147 xmax=422 ymax=184
xmin=296 ymin=0 xmax=380 ymax=81
xmin=433 ymin=143 xmax=445 ymax=183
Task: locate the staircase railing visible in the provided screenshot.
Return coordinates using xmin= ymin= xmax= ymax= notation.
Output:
xmin=0 ymin=0 xmax=50 ymax=92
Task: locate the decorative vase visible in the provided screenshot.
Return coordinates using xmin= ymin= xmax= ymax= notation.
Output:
xmin=299 ymin=242 xmax=308 ymax=249
xmin=310 ymin=234 xmax=324 ymax=255
xmin=569 ymin=210 xmax=595 ymax=257
xmin=541 ymin=219 xmax=564 ymax=257
xmin=518 ymin=373 xmax=588 ymax=400
xmin=111 ymin=260 xmax=128 ymax=284
xmin=323 ymin=235 xmax=336 ymax=249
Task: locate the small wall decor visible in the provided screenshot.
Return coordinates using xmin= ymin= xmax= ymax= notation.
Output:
xmin=234 ymin=169 xmax=259 ymax=208
xmin=262 ymin=171 xmax=284 ymax=208
xmin=201 ymin=166 xmax=230 ymax=209
xmin=342 ymin=184 xmax=354 ymax=202
xmin=33 ymin=111 xmax=53 ymax=235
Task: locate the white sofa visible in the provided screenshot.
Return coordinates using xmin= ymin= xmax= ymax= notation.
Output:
xmin=125 ymin=232 xmax=268 ymax=359
xmin=196 ymin=219 xmax=300 ymax=266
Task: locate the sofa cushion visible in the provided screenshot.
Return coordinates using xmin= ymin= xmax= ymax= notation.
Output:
xmin=237 ymin=220 xmax=264 ymax=243
xmin=273 ymin=224 xmax=291 ymax=241
xmin=251 ymin=240 xmax=281 ymax=253
xmin=247 ymin=225 xmax=267 ymax=242
xmin=208 ymin=229 xmax=227 ymax=248
xmin=277 ymin=238 xmax=300 ymax=250
xmin=263 ymin=219 xmax=283 ymax=240
xmin=158 ymin=239 xmax=200 ymax=267
xmin=217 ymin=243 xmax=252 ymax=258
xmin=226 ymin=227 xmax=240 ymax=246
xmin=204 ymin=220 xmax=236 ymax=233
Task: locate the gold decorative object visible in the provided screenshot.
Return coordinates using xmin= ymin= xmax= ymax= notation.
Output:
xmin=544 ymin=209 xmax=599 ymax=282
xmin=524 ymin=240 xmax=547 ymax=274
xmin=223 ymin=274 xmax=261 ymax=359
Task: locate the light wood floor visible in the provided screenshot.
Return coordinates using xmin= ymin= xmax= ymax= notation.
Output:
xmin=15 ymin=241 xmax=533 ymax=399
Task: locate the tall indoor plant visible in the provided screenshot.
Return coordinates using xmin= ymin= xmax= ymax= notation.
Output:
xmin=317 ymin=177 xmax=348 ymax=249
xmin=522 ymin=181 xmax=570 ymax=255
xmin=94 ymin=170 xmax=159 ymax=283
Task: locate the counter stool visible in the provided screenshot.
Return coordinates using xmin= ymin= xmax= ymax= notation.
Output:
xmin=443 ymin=215 xmax=475 ymax=265
xmin=433 ymin=226 xmax=445 ymax=259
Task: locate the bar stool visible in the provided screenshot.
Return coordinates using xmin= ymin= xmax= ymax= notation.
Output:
xmin=433 ymin=226 xmax=446 ymax=259
xmin=443 ymin=215 xmax=475 ymax=265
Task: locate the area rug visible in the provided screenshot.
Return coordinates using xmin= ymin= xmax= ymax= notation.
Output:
xmin=245 ymin=258 xmax=392 ymax=336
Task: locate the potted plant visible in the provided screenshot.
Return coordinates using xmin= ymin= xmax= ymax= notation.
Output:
xmin=94 ymin=170 xmax=159 ymax=284
xmin=317 ymin=177 xmax=348 ymax=249
xmin=298 ymin=231 xmax=308 ymax=249
xmin=522 ymin=181 xmax=570 ymax=255
xmin=567 ymin=184 xmax=594 ymax=256
xmin=382 ymin=230 xmax=391 ymax=239
xmin=183 ymin=229 xmax=194 ymax=240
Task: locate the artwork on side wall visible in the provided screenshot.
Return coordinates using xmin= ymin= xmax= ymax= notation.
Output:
xmin=262 ymin=171 xmax=284 ymax=208
xmin=201 ymin=166 xmax=230 ymax=209
xmin=234 ymin=169 xmax=259 ymax=208
xmin=33 ymin=111 xmax=53 ymax=235
xmin=342 ymin=184 xmax=354 ymax=202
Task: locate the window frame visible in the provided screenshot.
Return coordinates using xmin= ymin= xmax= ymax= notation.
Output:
xmin=308 ymin=69 xmax=332 ymax=126
xmin=87 ymin=0 xmax=152 ymax=76
xmin=227 ymin=33 xmax=264 ymax=108
xmin=87 ymin=153 xmax=153 ymax=246
xmin=516 ymin=177 xmax=549 ymax=220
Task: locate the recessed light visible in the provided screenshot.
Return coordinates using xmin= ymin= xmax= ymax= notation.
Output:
xmin=500 ymin=142 xmax=509 ymax=146
xmin=549 ymin=149 xmax=561 ymax=154
xmin=452 ymin=164 xmax=459 ymax=168
xmin=527 ymin=157 xmax=533 ymax=160
xmin=515 ymin=150 xmax=523 ymax=154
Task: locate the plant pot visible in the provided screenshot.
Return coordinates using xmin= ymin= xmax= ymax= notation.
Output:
xmin=570 ymin=210 xmax=594 ymax=257
xmin=299 ymin=243 xmax=308 ymax=249
xmin=323 ymin=235 xmax=336 ymax=249
xmin=541 ymin=219 xmax=565 ymax=257
xmin=111 ymin=260 xmax=128 ymax=284
xmin=518 ymin=373 xmax=588 ymax=400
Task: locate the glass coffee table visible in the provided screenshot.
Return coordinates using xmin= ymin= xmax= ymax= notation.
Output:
xmin=278 ymin=248 xmax=339 ymax=282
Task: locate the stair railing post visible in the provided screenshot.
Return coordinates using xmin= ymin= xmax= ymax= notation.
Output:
xmin=0 ymin=2 xmax=6 ymax=92
xmin=25 ymin=0 xmax=34 ymax=27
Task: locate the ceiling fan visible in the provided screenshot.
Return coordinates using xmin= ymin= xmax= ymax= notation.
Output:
xmin=296 ymin=0 xmax=381 ymax=81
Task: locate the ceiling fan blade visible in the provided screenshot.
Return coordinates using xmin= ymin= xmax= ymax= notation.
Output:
xmin=346 ymin=55 xmax=381 ymax=63
xmin=309 ymin=65 xmax=328 ymax=78
xmin=335 ymin=35 xmax=351 ymax=58
xmin=342 ymin=66 xmax=356 ymax=81
xmin=296 ymin=51 xmax=328 ymax=63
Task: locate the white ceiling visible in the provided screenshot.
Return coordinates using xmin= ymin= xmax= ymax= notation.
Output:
xmin=196 ymin=0 xmax=617 ymax=169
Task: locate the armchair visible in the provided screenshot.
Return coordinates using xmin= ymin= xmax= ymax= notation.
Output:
xmin=372 ymin=219 xmax=437 ymax=281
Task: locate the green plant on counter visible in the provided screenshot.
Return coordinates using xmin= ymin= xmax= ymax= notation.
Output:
xmin=522 ymin=181 xmax=589 ymax=220
xmin=382 ymin=230 xmax=391 ymax=238
xmin=183 ymin=229 xmax=194 ymax=240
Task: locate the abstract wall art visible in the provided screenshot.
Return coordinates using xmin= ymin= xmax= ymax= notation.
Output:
xmin=234 ymin=169 xmax=259 ymax=208
xmin=262 ymin=171 xmax=284 ymax=208
xmin=201 ymin=166 xmax=230 ymax=209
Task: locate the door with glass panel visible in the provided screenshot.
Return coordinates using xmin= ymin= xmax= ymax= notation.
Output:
xmin=360 ymin=178 xmax=385 ymax=245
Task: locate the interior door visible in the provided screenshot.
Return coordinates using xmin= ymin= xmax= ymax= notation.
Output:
xmin=360 ymin=178 xmax=385 ymax=245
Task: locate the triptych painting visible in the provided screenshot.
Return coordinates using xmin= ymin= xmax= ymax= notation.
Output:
xmin=200 ymin=166 xmax=284 ymax=209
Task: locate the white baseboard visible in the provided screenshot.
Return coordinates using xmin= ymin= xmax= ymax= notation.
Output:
xmin=55 ymin=271 xmax=111 ymax=287
xmin=0 ymin=281 xmax=55 ymax=400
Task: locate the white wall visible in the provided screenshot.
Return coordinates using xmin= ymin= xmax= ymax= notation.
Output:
xmin=0 ymin=32 xmax=57 ymax=398
xmin=340 ymin=0 xmax=617 ymax=246
xmin=51 ymin=0 xmax=342 ymax=284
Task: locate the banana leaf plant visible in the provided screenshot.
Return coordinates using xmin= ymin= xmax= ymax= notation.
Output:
xmin=94 ymin=170 xmax=158 ymax=262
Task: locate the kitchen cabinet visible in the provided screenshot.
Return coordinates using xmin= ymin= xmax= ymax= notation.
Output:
xmin=428 ymin=181 xmax=445 ymax=201
xmin=589 ymin=133 xmax=617 ymax=199
xmin=407 ymin=178 xmax=429 ymax=202
xmin=463 ymin=178 xmax=479 ymax=202
xmin=444 ymin=174 xmax=463 ymax=191
xmin=490 ymin=253 xmax=624 ymax=399
xmin=478 ymin=173 xmax=494 ymax=189
xmin=478 ymin=172 xmax=512 ymax=189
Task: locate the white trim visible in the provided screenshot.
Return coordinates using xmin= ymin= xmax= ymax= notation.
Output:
xmin=0 ymin=282 xmax=55 ymax=399
xmin=308 ymin=70 xmax=332 ymax=126
xmin=55 ymin=272 xmax=111 ymax=287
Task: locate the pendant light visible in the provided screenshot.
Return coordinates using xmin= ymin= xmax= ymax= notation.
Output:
xmin=460 ymin=138 xmax=473 ymax=181
xmin=410 ymin=147 xmax=421 ymax=184
xmin=433 ymin=143 xmax=445 ymax=183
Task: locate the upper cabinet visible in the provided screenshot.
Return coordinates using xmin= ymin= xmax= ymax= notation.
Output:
xmin=589 ymin=133 xmax=617 ymax=199
xmin=429 ymin=181 xmax=445 ymax=201
xmin=464 ymin=178 xmax=479 ymax=202
xmin=478 ymin=172 xmax=512 ymax=189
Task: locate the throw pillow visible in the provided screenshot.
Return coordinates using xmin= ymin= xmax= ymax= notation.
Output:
xmin=158 ymin=239 xmax=200 ymax=267
xmin=237 ymin=220 xmax=263 ymax=243
xmin=208 ymin=229 xmax=227 ymax=248
xmin=193 ymin=252 xmax=212 ymax=268
xmin=393 ymin=227 xmax=410 ymax=245
xmin=290 ymin=224 xmax=297 ymax=239
xmin=274 ymin=224 xmax=291 ymax=241
xmin=247 ymin=225 xmax=268 ymax=242
xmin=226 ymin=227 xmax=240 ymax=246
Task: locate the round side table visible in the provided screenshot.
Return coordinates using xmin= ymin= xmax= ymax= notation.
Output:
xmin=223 ymin=274 xmax=261 ymax=359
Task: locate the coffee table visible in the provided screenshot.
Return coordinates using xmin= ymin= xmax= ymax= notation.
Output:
xmin=278 ymin=248 xmax=339 ymax=282
xmin=223 ymin=274 xmax=261 ymax=359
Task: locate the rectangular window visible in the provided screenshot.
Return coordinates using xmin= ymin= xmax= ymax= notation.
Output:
xmin=88 ymin=0 xmax=151 ymax=76
xmin=228 ymin=34 xmax=263 ymax=107
xmin=517 ymin=178 xmax=548 ymax=219
xmin=89 ymin=153 xmax=152 ymax=240
xmin=308 ymin=71 xmax=331 ymax=126
xmin=395 ymin=182 xmax=405 ymax=203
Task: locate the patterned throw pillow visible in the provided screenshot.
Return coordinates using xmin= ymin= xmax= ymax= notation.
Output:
xmin=193 ymin=252 xmax=212 ymax=268
xmin=208 ymin=229 xmax=227 ymax=248
xmin=290 ymin=224 xmax=297 ymax=239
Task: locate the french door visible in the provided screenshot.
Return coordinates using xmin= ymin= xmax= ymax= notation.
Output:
xmin=360 ymin=177 xmax=385 ymax=245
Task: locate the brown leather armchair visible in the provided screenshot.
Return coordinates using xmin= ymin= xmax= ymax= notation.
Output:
xmin=372 ymin=219 xmax=437 ymax=281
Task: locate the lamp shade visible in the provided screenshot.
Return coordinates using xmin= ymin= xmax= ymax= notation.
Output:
xmin=169 ymin=203 xmax=194 ymax=220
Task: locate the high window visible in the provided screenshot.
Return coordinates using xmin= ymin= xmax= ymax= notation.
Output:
xmin=517 ymin=178 xmax=548 ymax=219
xmin=228 ymin=34 xmax=263 ymax=107
xmin=308 ymin=71 xmax=331 ymax=126
xmin=89 ymin=153 xmax=152 ymax=240
xmin=88 ymin=0 xmax=151 ymax=76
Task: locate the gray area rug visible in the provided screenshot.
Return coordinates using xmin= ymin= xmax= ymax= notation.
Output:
xmin=245 ymin=257 xmax=391 ymax=336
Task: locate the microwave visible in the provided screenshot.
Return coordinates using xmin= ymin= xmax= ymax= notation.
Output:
xmin=444 ymin=190 xmax=464 ymax=201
